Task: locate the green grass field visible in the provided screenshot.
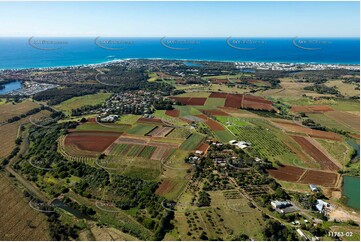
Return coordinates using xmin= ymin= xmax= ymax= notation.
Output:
xmin=231 ymin=124 xmax=294 ymax=160
xmin=330 ymin=99 xmax=360 ymax=111
xmin=174 ymin=105 xmax=202 ymax=117
xmin=54 ymin=93 xmax=112 ymax=115
xmin=174 ymin=92 xmax=210 ymax=97
xmin=316 ymin=139 xmax=353 ymax=166
xmin=215 ymin=116 xmax=252 ymax=127
xmin=199 ymin=98 xmax=226 ymax=109
xmin=307 ymin=113 xmax=354 ymax=132
xmin=139 ymin=146 xmax=156 ymax=158
xmin=116 ymin=114 xmax=141 ymax=125
xmin=110 ymin=143 xmax=131 ymax=156
xmin=127 ymin=145 xmax=145 ymax=156
xmin=180 ymin=133 xmax=205 ymax=150
xmin=75 ymin=122 xmax=131 ymax=132
xmin=214 ymin=130 xmax=236 ymax=143
xmin=167 ymin=128 xmax=192 ymax=139
xmin=126 ymin=124 xmax=157 ymax=135
xmin=152 ymin=109 xmax=188 ymax=126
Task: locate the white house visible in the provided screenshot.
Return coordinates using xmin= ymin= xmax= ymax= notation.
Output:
xmin=315 ymin=199 xmax=329 ymax=213
xmin=229 ymin=140 xmax=251 ymax=149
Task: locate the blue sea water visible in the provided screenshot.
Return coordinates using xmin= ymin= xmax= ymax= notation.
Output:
xmin=0 ymin=37 xmax=359 ymax=70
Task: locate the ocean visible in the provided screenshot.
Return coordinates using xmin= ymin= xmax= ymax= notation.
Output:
xmin=0 ymin=37 xmax=359 ymax=70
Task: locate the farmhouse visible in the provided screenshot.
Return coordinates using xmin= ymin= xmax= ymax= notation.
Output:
xmin=229 ymin=140 xmax=251 ymax=149
xmin=309 ymin=184 xmax=319 ymax=192
xmin=315 ymin=199 xmax=329 ymax=213
xmin=271 ymin=200 xmax=291 ymax=209
xmin=195 ymin=150 xmax=203 ymax=155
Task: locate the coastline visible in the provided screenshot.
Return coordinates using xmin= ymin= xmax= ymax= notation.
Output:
xmin=0 ymin=57 xmax=359 ymax=72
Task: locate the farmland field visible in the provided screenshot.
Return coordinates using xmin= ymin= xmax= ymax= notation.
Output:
xmin=126 ymin=124 xmax=157 ymax=135
xmin=166 ymin=128 xmax=192 ymax=139
xmin=213 ymin=130 xmax=236 ymax=143
xmin=75 ymin=122 xmax=131 ymax=132
xmin=291 ymin=136 xmax=340 ymax=171
xmin=53 ymin=93 xmax=112 ymax=115
xmin=0 ymin=100 xmax=40 ymax=123
xmin=307 ymin=113 xmax=355 ymax=133
xmin=0 ymin=173 xmax=50 ymax=240
xmin=65 ymin=131 xmax=121 ymax=153
xmin=0 ymin=110 xmax=51 ymax=159
xmin=325 ymin=111 xmax=360 ymax=132
xmin=316 ymin=139 xmax=353 ymax=166
xmin=180 ymin=133 xmax=205 ymax=150
xmin=171 ymin=190 xmax=265 ymax=240
xmin=201 ymin=98 xmax=226 ymax=109
xmin=271 ymin=119 xmax=342 ymax=141
xmin=232 ymin=125 xmax=294 ymax=160
xmin=268 ymin=165 xmax=339 ymax=187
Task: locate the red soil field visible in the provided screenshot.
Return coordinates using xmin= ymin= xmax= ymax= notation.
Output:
xmin=267 ymin=165 xmax=305 ymax=182
xmin=268 ymin=165 xmax=339 ymax=187
xmin=291 ymin=136 xmax=340 ymax=171
xmin=223 ymin=94 xmax=274 ymax=110
xmin=298 ymin=170 xmax=338 ymax=187
xmin=194 ymin=114 xmax=209 ymax=120
xmin=242 ymin=95 xmax=274 ymax=111
xmin=116 ymin=135 xmax=180 ymax=148
xmin=165 ymin=109 xmax=180 ymax=117
xmin=243 ymin=95 xmax=273 ymax=105
xmin=65 ymin=131 xmax=120 ymax=152
xmin=170 ymin=97 xmax=207 ymax=105
xmin=291 ymin=105 xmax=334 ymax=113
xmin=155 ymin=179 xmax=179 ymax=195
xmin=87 ymin=117 xmax=96 ymax=123
xmin=205 ymin=119 xmax=225 ymax=131
xmin=196 ymin=143 xmax=210 ymax=154
xmin=224 ymin=94 xmax=244 ymax=108
xmin=242 ymin=100 xmax=274 ymax=111
xmin=209 ymin=92 xmax=229 ymax=98
xmin=202 ymin=109 xmax=229 ymax=116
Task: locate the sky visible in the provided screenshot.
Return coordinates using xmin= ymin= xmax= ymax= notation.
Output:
xmin=0 ymin=1 xmax=359 ymax=37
